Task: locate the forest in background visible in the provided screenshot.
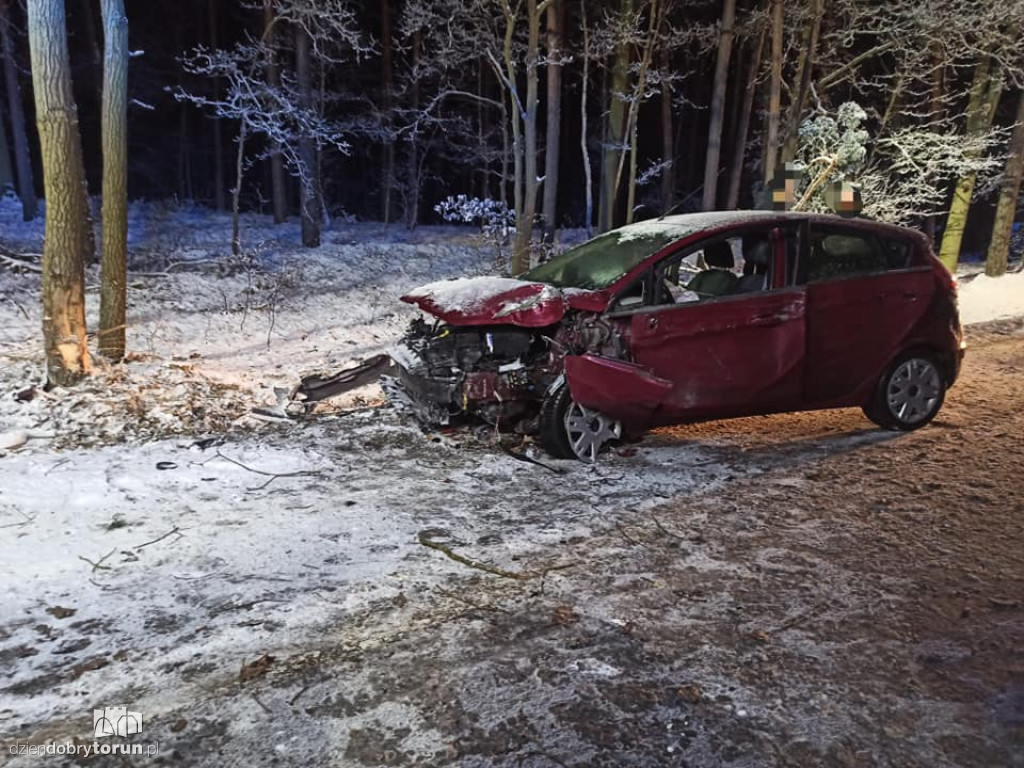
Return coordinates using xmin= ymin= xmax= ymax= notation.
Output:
xmin=3 ymin=0 xmax=1024 ymax=385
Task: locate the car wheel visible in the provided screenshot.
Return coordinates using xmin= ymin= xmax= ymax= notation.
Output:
xmin=864 ymin=353 xmax=946 ymax=431
xmin=539 ymin=383 xmax=622 ymax=462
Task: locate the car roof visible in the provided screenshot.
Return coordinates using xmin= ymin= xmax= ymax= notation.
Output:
xmin=611 ymin=210 xmax=918 ymax=242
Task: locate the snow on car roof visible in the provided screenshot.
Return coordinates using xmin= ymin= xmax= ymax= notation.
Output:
xmin=613 ymin=210 xmax=781 ymax=242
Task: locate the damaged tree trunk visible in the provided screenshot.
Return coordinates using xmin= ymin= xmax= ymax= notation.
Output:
xmin=27 ymin=0 xmax=93 ymax=386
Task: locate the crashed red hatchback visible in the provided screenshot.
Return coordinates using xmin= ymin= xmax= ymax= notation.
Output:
xmin=393 ymin=211 xmax=964 ymax=461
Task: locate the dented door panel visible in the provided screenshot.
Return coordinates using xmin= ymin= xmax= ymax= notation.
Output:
xmin=627 ymin=290 xmax=807 ymax=424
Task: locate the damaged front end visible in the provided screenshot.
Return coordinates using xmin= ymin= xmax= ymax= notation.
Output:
xmin=387 ymin=318 xmax=557 ymax=429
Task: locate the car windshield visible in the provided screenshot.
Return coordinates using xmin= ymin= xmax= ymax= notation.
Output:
xmin=524 ymin=229 xmax=682 ymax=290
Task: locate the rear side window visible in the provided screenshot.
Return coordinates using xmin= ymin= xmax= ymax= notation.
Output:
xmin=807 ymin=227 xmax=911 ymax=281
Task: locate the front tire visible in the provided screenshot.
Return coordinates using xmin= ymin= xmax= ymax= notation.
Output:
xmin=863 ymin=353 xmax=946 ymax=431
xmin=539 ymin=384 xmax=622 ymax=462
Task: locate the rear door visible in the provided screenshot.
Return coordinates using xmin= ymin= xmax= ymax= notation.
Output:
xmin=802 ymin=223 xmax=933 ymax=406
xmin=620 ymin=225 xmax=806 ymax=425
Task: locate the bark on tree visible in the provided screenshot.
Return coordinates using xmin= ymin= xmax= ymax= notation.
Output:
xmin=27 ymin=0 xmax=92 ymax=386
xmin=726 ymin=24 xmax=766 ymax=209
xmin=208 ymin=0 xmax=225 ymax=211
xmin=295 ymin=23 xmax=320 ymax=247
xmin=0 ymin=0 xmax=37 ymax=220
xmin=0 ymin=95 xmax=13 ymax=188
xmin=580 ymin=0 xmax=593 ymax=234
xmin=231 ymin=120 xmax=247 ymax=256
xmin=598 ymin=0 xmax=631 ymax=232
xmin=764 ymin=0 xmax=783 ymax=182
xmin=99 ymin=0 xmax=127 ymax=361
xmin=541 ymin=0 xmax=562 ymax=242
xmin=405 ymin=29 xmax=421 ymax=229
xmin=938 ymin=55 xmax=1002 ymax=272
xmin=985 ymin=89 xmax=1024 ymax=276
xmin=780 ymin=0 xmax=823 ymax=163
xmin=623 ymin=0 xmax=660 ymax=225
xmin=263 ymin=0 xmax=287 ymax=223
xmin=659 ymin=47 xmax=673 ymax=214
xmin=380 ymin=0 xmax=395 ymax=224
xmin=701 ymin=0 xmax=736 ymax=211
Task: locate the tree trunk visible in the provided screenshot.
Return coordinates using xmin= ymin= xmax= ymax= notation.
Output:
xmin=296 ymin=23 xmax=320 ymax=247
xmin=27 ymin=0 xmax=92 ymax=386
xmin=231 ymin=121 xmax=247 ymax=256
xmin=598 ymin=0 xmax=631 ymax=232
xmin=0 ymin=95 xmax=13 ymax=188
xmin=780 ymin=0 xmax=823 ymax=164
xmin=985 ymin=89 xmax=1024 ymax=276
xmin=208 ymin=0 xmax=225 ymax=211
xmin=99 ymin=0 xmax=127 ymax=361
xmin=659 ymin=48 xmax=674 ymax=214
xmin=405 ymin=29 xmax=421 ymax=229
xmin=380 ymin=0 xmax=395 ymax=224
xmin=78 ymin=0 xmax=102 ymax=103
xmin=622 ymin=0 xmax=660 ymax=225
xmin=701 ymin=0 xmax=736 ymax=211
xmin=541 ymin=0 xmax=562 ymax=242
xmin=0 ymin=1 xmax=37 ymax=220
xmin=764 ymin=0 xmax=783 ymax=182
xmin=580 ymin=0 xmax=593 ymax=234
xmin=938 ymin=56 xmax=1002 ymax=272
xmin=726 ymin=24 xmax=766 ymax=209
xmin=263 ymin=0 xmax=287 ymax=223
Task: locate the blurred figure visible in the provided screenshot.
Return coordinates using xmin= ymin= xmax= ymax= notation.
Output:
xmin=824 ymin=180 xmax=863 ymax=217
xmin=761 ymin=163 xmax=801 ymax=210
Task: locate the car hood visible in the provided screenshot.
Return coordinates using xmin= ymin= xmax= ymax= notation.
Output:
xmin=401 ymin=276 xmax=608 ymax=327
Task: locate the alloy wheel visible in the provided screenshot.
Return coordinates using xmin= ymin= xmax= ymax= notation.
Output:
xmin=886 ymin=357 xmax=943 ymax=425
xmin=563 ymin=401 xmax=622 ymax=463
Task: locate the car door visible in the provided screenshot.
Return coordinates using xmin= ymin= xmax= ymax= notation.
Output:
xmin=802 ymin=223 xmax=934 ymax=407
xmin=622 ymin=226 xmax=806 ymax=425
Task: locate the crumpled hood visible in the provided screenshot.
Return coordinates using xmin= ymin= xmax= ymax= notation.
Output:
xmin=401 ymin=276 xmax=608 ymax=327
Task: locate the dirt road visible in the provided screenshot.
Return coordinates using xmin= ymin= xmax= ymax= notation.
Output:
xmin=4 ymin=321 xmax=1023 ymax=767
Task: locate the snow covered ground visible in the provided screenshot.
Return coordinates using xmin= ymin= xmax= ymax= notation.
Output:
xmin=0 ymin=201 xmax=1022 ymax=760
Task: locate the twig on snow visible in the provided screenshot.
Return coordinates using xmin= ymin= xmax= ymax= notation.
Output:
xmin=134 ymin=526 xmax=183 ymax=550
xmin=79 ymin=548 xmax=116 ymax=572
xmin=251 ymin=692 xmax=272 ymax=714
xmin=289 ymin=686 xmax=311 ymax=706
xmin=214 ymin=449 xmax=319 ymax=491
xmin=418 ymin=532 xmax=526 ymax=580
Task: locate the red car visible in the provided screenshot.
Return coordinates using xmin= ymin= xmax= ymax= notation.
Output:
xmin=393 ymin=211 xmax=964 ymax=461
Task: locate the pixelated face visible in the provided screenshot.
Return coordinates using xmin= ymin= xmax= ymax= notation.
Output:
xmin=768 ymin=163 xmax=801 ymax=210
xmin=825 ymin=180 xmax=863 ymax=217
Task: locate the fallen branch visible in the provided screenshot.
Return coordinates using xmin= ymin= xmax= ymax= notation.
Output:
xmin=0 ymin=252 xmax=42 ymax=273
xmin=134 ymin=526 xmax=182 ymax=550
xmin=418 ymin=532 xmax=526 ymax=580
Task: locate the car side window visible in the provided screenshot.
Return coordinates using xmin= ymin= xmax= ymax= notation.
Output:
xmin=653 ymin=230 xmax=775 ymax=305
xmin=807 ymin=227 xmax=893 ymax=281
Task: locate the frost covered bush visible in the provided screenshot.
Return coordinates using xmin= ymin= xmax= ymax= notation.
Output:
xmin=434 ymin=195 xmax=515 ymax=236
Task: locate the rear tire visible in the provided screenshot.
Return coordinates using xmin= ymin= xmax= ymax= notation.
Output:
xmin=863 ymin=352 xmax=946 ymax=431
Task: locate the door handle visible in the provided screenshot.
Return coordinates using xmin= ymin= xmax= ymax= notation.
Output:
xmin=902 ymin=292 xmax=919 ymax=301
xmin=647 ymin=315 xmax=659 ymax=330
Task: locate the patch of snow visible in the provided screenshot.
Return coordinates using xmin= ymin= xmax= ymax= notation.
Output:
xmin=957 ymin=270 xmax=1024 ymax=325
